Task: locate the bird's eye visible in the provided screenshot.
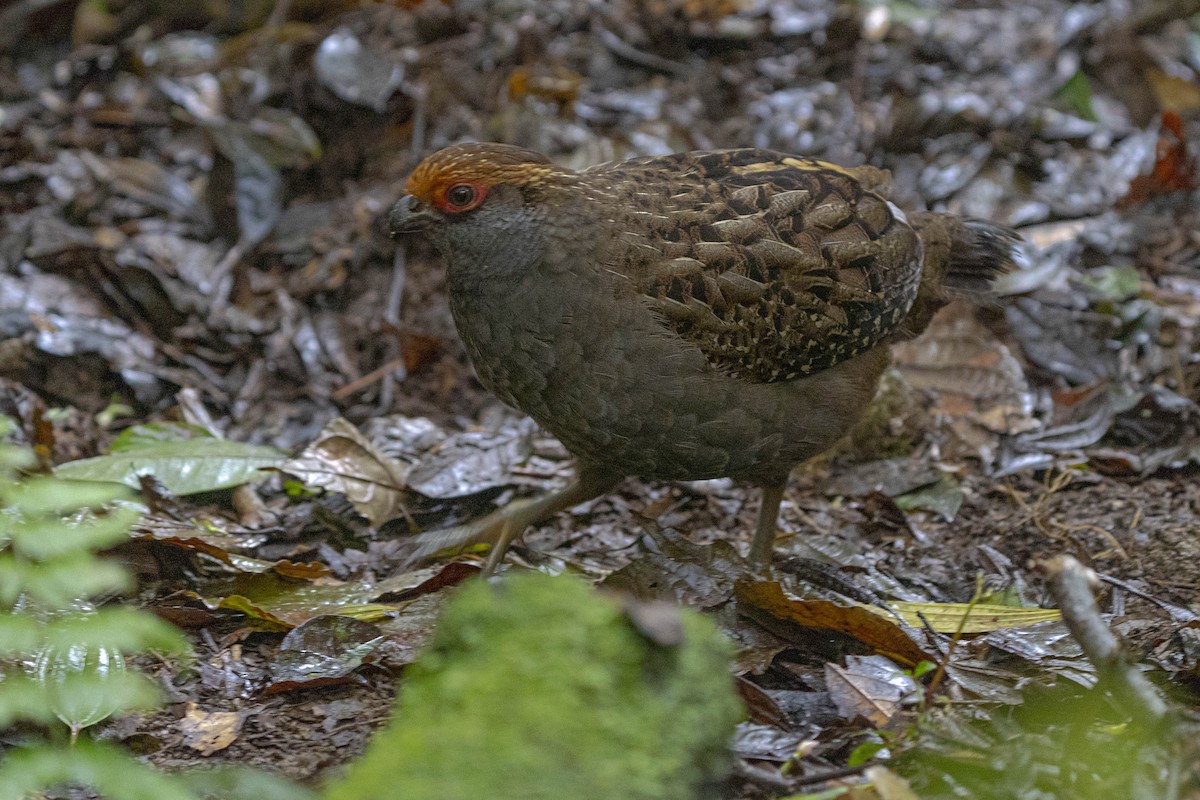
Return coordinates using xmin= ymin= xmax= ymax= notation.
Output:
xmin=446 ymin=184 xmax=477 ymax=208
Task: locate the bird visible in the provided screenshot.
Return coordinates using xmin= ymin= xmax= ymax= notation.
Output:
xmin=389 ymin=142 xmax=1019 ymax=574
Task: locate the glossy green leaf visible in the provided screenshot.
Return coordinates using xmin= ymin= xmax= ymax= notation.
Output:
xmin=10 ymin=507 xmax=142 ymax=559
xmin=0 ymin=555 xmax=132 ymax=608
xmin=46 ymin=608 xmax=190 ymax=656
xmin=55 ymin=439 xmax=286 ymax=495
xmin=110 ymin=422 xmax=215 ymax=452
xmin=35 ymin=641 xmax=131 ymax=734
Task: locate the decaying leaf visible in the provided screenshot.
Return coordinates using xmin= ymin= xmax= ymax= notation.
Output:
xmin=179 ymin=701 xmax=246 ymax=756
xmin=876 ymin=601 xmax=1061 ymax=634
xmin=826 ymin=655 xmax=917 ymax=726
xmin=282 ymin=418 xmax=411 ymax=527
xmin=265 ymin=615 xmax=387 ymax=695
xmin=735 ymin=579 xmax=934 ymax=668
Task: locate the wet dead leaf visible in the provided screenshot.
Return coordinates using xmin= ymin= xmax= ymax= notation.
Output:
xmin=734 ymin=675 xmax=789 ymax=727
xmin=983 ymin=620 xmax=1094 ymax=686
xmin=735 ymin=579 xmax=933 ymax=668
xmin=825 ymin=458 xmax=940 ymax=498
xmin=215 ymin=582 xmax=400 ymax=631
xmin=282 ymin=417 xmax=411 ymax=527
xmin=826 ymin=655 xmax=916 ymax=726
xmin=264 ymin=615 xmax=386 ymax=695
xmin=145 ymin=590 xmax=217 ymax=629
xmin=404 ymin=417 xmax=537 ymax=499
xmin=128 ymin=529 xmax=329 ymax=580
xmin=730 ymin=722 xmax=804 ymax=762
xmin=372 ymin=561 xmax=480 ymax=603
xmin=218 ymin=595 xmax=293 ymax=632
xmin=604 ymin=527 xmax=748 ymax=608
xmin=893 ymin=308 xmax=1038 ymax=465
xmin=77 ymin=151 xmax=199 ymax=218
xmin=507 ymin=65 xmax=582 ymax=106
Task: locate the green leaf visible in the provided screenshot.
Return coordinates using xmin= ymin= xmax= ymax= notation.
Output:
xmin=110 ymin=422 xmax=215 ymax=452
xmin=46 ymin=608 xmax=190 ymax=656
xmin=2 ymin=476 xmax=129 ymax=514
xmin=0 ymin=444 xmax=35 ymax=473
xmin=35 ymin=641 xmax=131 ymax=733
xmin=0 ymin=741 xmax=197 ymax=800
xmin=11 ymin=507 xmax=142 ymax=559
xmin=0 ymin=555 xmax=132 ymax=608
xmin=895 ymin=477 xmax=963 ymax=522
xmin=179 ymin=767 xmax=316 ymax=800
xmin=1052 ymin=69 xmax=1098 ymax=121
xmin=0 ymin=615 xmax=40 ymax=655
xmin=0 ymin=674 xmax=61 ymax=728
xmin=911 ymin=660 xmax=937 ymax=679
xmin=848 ymin=739 xmax=888 ymax=767
xmin=1078 ymin=265 xmax=1142 ymax=301
xmin=779 ymin=789 xmax=848 ymax=800
xmin=55 ymin=439 xmax=287 ymax=495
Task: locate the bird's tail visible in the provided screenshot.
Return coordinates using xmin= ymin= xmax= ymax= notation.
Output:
xmin=894 ymin=213 xmax=1022 ymax=340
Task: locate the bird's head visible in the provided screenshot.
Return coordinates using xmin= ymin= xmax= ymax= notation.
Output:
xmin=390 ymin=143 xmax=575 ymax=286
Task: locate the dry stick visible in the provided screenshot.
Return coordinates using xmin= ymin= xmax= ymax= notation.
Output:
xmin=787 ymin=763 xmax=868 ymax=788
xmin=1132 ymin=0 xmax=1200 ymax=33
xmin=594 ymin=26 xmax=689 ymax=77
xmin=376 ymin=244 xmax=409 ymax=410
xmin=407 ymin=82 xmax=428 ymax=162
xmin=208 ymin=233 xmax=253 ymax=317
xmin=266 ymin=0 xmax=293 ymax=27
xmin=1096 ymin=572 xmax=1198 ymax=624
xmin=922 ymin=588 xmax=984 ymax=703
xmin=1039 ymin=555 xmax=1169 ymax=724
xmin=333 ymin=357 xmax=407 ymax=400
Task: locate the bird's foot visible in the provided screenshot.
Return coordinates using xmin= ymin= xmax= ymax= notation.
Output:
xmin=401 ymin=471 xmax=619 ymax=577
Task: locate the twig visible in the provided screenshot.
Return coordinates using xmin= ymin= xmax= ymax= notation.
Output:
xmin=1096 ymin=572 xmax=1198 ymax=623
xmin=594 ymin=26 xmax=689 ymax=77
xmin=407 ymin=82 xmax=428 ymax=162
xmin=377 ymin=244 xmax=409 ymax=410
xmin=787 ymin=763 xmax=868 ymax=787
xmin=266 ymin=0 xmax=294 ymax=28
xmin=334 ymin=357 xmax=407 ymax=400
xmin=1132 ymin=0 xmax=1200 ymax=33
xmin=923 ymin=588 xmax=983 ymax=702
xmin=1039 ymin=555 xmax=1169 ymax=724
xmin=208 ymin=233 xmax=252 ymax=316
xmin=1000 ymin=471 xmax=1127 ymax=559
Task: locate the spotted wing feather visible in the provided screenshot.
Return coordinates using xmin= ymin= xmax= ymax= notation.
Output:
xmin=590 ymin=149 xmax=923 ymax=383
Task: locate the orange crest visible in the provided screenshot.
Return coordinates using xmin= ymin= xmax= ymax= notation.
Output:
xmin=406 ymin=143 xmax=561 ymax=213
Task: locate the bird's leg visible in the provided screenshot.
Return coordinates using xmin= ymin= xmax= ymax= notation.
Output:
xmin=405 ymin=468 xmax=619 ymax=576
xmin=749 ymin=481 xmax=786 ymax=566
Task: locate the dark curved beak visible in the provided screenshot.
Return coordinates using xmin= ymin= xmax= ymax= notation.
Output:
xmin=389 ymin=195 xmax=437 ymax=238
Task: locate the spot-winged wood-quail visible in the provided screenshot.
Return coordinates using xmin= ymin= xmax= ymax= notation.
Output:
xmin=389 ymin=143 xmax=1020 ymax=574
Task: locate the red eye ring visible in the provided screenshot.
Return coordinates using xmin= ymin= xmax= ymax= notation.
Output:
xmin=440 ymin=182 xmax=487 ymax=212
